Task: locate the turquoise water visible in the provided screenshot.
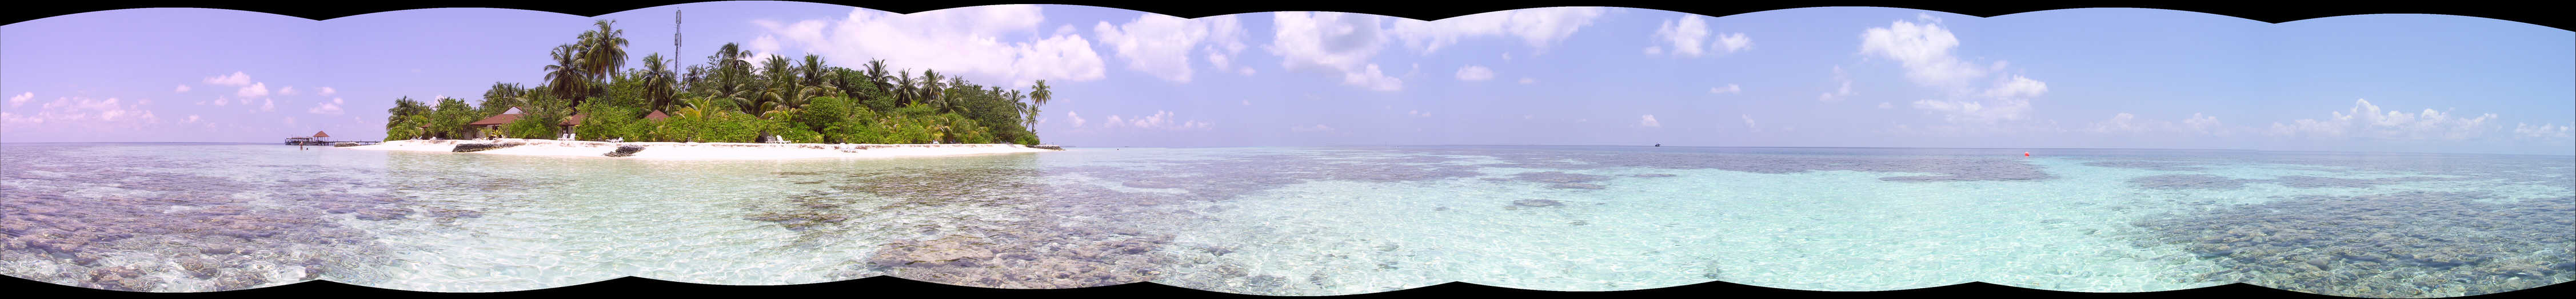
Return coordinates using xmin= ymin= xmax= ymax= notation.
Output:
xmin=1 ymin=143 xmax=2569 ymax=296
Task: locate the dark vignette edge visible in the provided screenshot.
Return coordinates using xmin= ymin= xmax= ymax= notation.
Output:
xmin=2 ymin=1 xmax=2569 ymax=298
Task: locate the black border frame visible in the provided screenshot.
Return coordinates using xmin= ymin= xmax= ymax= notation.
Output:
xmin=3 ymin=1 xmax=2569 ymax=298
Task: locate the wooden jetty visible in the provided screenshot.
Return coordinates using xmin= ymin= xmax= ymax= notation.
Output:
xmin=283 ymin=131 xmax=380 ymax=146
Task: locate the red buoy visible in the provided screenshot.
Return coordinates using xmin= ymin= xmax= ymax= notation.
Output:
xmin=2023 ymin=152 xmax=2031 ymax=156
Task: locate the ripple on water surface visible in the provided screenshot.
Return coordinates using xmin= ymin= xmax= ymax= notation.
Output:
xmin=1 ymin=144 xmax=2567 ymax=297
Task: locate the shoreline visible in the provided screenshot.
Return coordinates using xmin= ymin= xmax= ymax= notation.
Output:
xmin=344 ymin=139 xmax=1059 ymax=160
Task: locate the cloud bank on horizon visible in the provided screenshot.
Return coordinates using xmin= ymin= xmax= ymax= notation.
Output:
xmin=2 ymin=5 xmax=2570 ymax=155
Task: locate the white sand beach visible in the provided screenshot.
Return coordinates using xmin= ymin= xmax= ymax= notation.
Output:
xmin=345 ymin=139 xmax=1057 ymax=160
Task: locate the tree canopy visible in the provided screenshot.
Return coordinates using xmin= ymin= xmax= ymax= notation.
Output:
xmin=385 ymin=18 xmax=1048 ymax=146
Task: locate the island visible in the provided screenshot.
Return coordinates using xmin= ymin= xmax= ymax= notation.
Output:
xmin=346 ymin=138 xmax=1056 ymax=160
xmin=369 ymin=19 xmax=1064 ymax=159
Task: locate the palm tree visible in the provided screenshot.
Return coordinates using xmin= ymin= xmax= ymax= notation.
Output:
xmin=709 ymin=43 xmax=748 ymax=90
xmin=640 ymin=53 xmax=678 ymax=113
xmin=386 ymin=96 xmax=429 ymax=131
xmin=1010 ymin=90 xmax=1035 ymax=132
xmin=863 ymin=59 xmax=894 ymax=105
xmin=1027 ymin=79 xmax=1052 ymax=135
xmin=543 ymin=43 xmax=590 ymax=108
xmin=829 ymin=67 xmax=862 ymax=103
xmin=478 ymin=82 xmax=528 ymax=116
xmin=890 ymin=70 xmax=918 ymax=108
xmin=682 ymin=65 xmax=708 ymax=92
xmin=797 ymin=55 xmax=829 ymax=88
xmin=580 ymin=19 xmax=628 ymax=84
xmin=917 ymin=69 xmax=945 ymax=110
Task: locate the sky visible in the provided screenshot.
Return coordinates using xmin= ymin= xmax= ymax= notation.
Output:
xmin=5 ymin=3 xmax=2572 ymax=155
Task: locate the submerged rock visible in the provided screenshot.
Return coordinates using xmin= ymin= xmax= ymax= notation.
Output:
xmin=450 ymin=142 xmax=517 ymax=152
xmin=2130 ymin=174 xmax=2247 ymax=190
xmin=1548 ymin=183 xmax=1606 ymax=189
xmin=2132 ymin=191 xmax=2575 ymax=297
xmin=1513 ymin=199 xmax=1565 ymax=207
xmin=870 ymin=236 xmax=999 ymax=268
xmin=602 ymin=144 xmax=646 ymax=157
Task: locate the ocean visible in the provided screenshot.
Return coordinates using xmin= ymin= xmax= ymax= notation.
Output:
xmin=1 ymin=143 xmax=2569 ymax=296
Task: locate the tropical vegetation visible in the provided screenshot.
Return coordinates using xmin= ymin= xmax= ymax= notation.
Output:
xmin=384 ymin=19 xmax=1049 ymax=146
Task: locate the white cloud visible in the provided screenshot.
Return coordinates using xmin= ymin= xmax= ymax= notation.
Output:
xmin=1740 ymin=114 xmax=1760 ymax=132
xmin=261 ymin=98 xmax=275 ymax=112
xmin=1710 ymin=84 xmax=1741 ymax=94
xmin=1099 ymin=110 xmax=1212 ymax=131
xmin=174 ymin=85 xmax=191 ymax=93
xmin=1095 ymin=14 xmax=1246 ymax=82
xmin=2081 ymin=112 xmax=2226 ymax=135
xmin=1715 ymin=32 xmax=1752 ymax=54
xmin=182 ymin=115 xmax=200 ymax=124
xmin=1455 ymin=65 xmax=1495 ymax=81
xmin=1876 ymin=102 xmax=1894 ymax=109
xmin=1240 ymin=99 xmax=1250 ymax=106
xmin=317 ymin=87 xmax=336 ymax=96
xmin=5 ymin=96 xmax=158 ymax=128
xmin=1982 ymin=75 xmax=2047 ymax=98
xmin=2513 ymin=123 xmax=2575 ymax=140
xmin=7 ymin=92 xmax=29 ymax=107
xmin=2266 ymin=99 xmax=2499 ymax=140
xmin=1290 ymin=124 xmax=1335 ymax=132
xmin=1203 ymin=15 xmax=1251 ymax=54
xmin=1067 ymin=111 xmax=1087 ymax=127
xmin=1268 ymin=11 xmax=1404 ymax=91
xmin=753 ymin=6 xmax=1106 ymax=88
xmin=0 ymin=112 xmax=33 ymax=125
xmin=278 ymin=86 xmax=299 ymax=96
xmin=1407 ymin=110 xmax=1433 ymax=118
xmin=1862 ymin=19 xmax=1984 ymax=90
xmin=1648 ymin=16 xmax=1710 ymax=57
xmin=1344 ymin=64 xmax=1403 ymax=91
xmin=1517 ymin=77 xmax=1536 ymax=84
xmin=1639 ymin=115 xmax=1661 ymax=127
xmin=1909 ymin=98 xmax=2030 ymax=124
xmin=202 ymin=71 xmax=253 ymax=86
xmin=309 ymin=98 xmax=345 ymax=115
xmin=1388 ymin=7 xmax=1608 ymax=55
xmin=1819 ymin=66 xmax=1855 ymax=102
xmin=1861 ymin=19 xmax=2049 ymax=124
xmin=236 ymin=82 xmax=270 ymax=98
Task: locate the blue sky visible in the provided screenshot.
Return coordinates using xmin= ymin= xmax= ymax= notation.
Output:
xmin=5 ymin=3 xmax=2571 ymax=155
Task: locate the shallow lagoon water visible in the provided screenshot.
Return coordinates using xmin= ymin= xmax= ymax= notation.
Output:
xmin=1 ymin=143 xmax=2569 ymax=296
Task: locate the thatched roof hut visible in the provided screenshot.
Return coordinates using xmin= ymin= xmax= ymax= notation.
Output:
xmin=311 ymin=131 xmax=330 ymax=138
xmin=468 ymin=107 xmax=526 ymax=127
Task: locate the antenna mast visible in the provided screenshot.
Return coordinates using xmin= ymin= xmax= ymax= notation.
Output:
xmin=674 ymin=10 xmax=683 ymax=87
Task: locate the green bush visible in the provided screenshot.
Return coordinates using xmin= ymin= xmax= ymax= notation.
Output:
xmin=621 ymin=118 xmax=656 ymax=142
xmin=502 ymin=115 xmax=557 ymax=139
xmin=780 ymin=126 xmax=824 ymax=144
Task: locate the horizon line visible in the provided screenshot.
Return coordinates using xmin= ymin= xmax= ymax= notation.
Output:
xmin=3 ymin=141 xmax=2570 ymax=157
